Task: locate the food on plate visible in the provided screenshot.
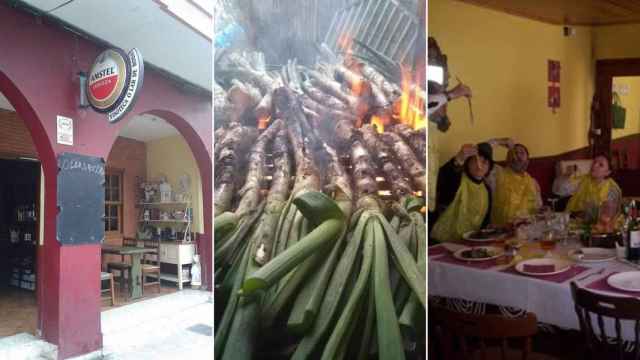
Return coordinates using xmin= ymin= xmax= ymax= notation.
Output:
xmin=460 ymin=247 xmax=496 ymax=259
xmin=468 ymin=228 xmax=508 ymax=239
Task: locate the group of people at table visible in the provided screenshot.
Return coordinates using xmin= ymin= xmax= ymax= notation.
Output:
xmin=429 ymin=138 xmax=622 ymax=243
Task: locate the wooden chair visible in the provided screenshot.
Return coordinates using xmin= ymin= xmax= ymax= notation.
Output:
xmin=106 ymin=237 xmax=137 ymax=299
xmin=431 ymin=305 xmax=557 ymax=360
xmin=100 ymin=272 xmax=115 ymax=306
xmin=141 ymin=238 xmax=161 ymax=294
xmin=571 ymin=282 xmax=640 ymax=360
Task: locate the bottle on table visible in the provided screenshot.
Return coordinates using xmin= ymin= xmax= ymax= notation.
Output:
xmin=626 ymin=200 xmax=640 ymax=262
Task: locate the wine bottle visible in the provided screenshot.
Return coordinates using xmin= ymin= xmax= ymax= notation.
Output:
xmin=627 ymin=201 xmax=640 ymax=262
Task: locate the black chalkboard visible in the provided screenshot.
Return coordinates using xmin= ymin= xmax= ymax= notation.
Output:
xmin=56 ymin=153 xmax=105 ymax=245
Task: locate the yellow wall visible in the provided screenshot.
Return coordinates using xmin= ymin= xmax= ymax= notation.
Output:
xmin=594 ymin=24 xmax=640 ymax=60
xmin=146 ymin=135 xmax=204 ymax=233
xmin=612 ymin=76 xmax=640 ymax=139
xmin=429 ymin=0 xmax=595 ymax=164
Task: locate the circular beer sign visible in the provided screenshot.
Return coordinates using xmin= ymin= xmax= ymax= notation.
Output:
xmin=87 ymin=48 xmax=131 ymax=113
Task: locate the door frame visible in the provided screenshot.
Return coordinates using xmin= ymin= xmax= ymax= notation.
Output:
xmin=595 ymin=58 xmax=640 ymax=155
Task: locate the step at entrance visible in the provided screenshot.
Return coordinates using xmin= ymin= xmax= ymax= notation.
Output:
xmin=0 ymin=333 xmax=57 ymax=360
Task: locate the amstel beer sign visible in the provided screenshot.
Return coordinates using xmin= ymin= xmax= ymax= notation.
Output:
xmin=87 ymin=48 xmax=144 ymax=123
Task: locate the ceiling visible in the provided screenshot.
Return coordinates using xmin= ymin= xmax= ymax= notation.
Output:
xmin=0 ymin=93 xmax=14 ymax=111
xmin=17 ymin=0 xmax=212 ymax=92
xmin=119 ymin=113 xmax=179 ymax=142
xmin=457 ymin=0 xmax=640 ymax=26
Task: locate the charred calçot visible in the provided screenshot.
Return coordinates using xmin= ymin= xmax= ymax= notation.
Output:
xmin=214 ymin=50 xmax=426 ymax=360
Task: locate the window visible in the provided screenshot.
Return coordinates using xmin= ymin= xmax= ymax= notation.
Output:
xmin=105 ymin=171 xmax=123 ymax=233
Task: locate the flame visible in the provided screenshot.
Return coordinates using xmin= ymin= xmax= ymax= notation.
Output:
xmin=337 ymin=33 xmax=354 ymax=56
xmin=337 ymin=33 xmax=366 ymax=96
xmin=371 ymin=115 xmax=385 ymax=133
xmin=396 ymin=66 xmax=426 ymax=130
xmin=258 ymin=116 xmax=271 ymax=129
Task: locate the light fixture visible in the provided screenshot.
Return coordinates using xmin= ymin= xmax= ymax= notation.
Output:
xmin=78 ymin=72 xmax=89 ymax=108
xmin=18 ymin=156 xmax=39 ymax=162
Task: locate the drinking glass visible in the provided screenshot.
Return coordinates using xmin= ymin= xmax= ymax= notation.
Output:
xmin=540 ymin=205 xmax=553 ymax=221
xmin=540 ymin=230 xmax=556 ymax=257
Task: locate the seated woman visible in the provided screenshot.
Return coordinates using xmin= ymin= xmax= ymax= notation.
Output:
xmin=431 ymin=143 xmax=492 ymax=242
xmin=553 ymin=154 xmax=622 ymax=218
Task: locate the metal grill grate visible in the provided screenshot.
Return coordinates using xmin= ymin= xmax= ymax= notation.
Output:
xmin=324 ymin=0 xmax=420 ymax=65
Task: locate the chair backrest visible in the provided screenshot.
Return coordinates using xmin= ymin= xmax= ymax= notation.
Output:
xmin=431 ymin=304 xmax=537 ymax=360
xmin=122 ymin=237 xmax=138 ymax=247
xmin=556 ymin=159 xmax=593 ymax=178
xmin=570 ymin=281 xmax=640 ymax=360
xmin=143 ymin=238 xmax=160 ymax=264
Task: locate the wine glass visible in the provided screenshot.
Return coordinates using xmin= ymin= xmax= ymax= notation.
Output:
xmin=540 ymin=205 xmax=553 ymax=224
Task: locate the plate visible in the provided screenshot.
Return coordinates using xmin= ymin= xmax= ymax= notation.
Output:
xmin=568 ymin=248 xmax=616 ymax=263
xmin=514 ymin=258 xmax=573 ymax=276
xmin=463 ymin=229 xmax=509 ymax=242
xmin=453 ymin=246 xmax=504 ymax=262
xmin=607 ymin=272 xmax=640 ymax=292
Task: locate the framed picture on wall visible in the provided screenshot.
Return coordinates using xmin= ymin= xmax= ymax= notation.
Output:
xmin=548 ymin=86 xmax=560 ymax=108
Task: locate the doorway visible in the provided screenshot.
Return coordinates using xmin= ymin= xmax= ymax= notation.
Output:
xmin=595 ymin=59 xmax=640 ymax=196
xmin=0 ymin=99 xmax=41 ymax=338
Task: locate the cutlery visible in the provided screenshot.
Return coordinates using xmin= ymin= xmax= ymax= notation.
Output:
xmin=576 ymin=268 xmax=605 ymax=282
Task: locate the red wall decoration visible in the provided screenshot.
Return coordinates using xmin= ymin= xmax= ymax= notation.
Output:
xmin=548 ymin=60 xmax=561 ymax=112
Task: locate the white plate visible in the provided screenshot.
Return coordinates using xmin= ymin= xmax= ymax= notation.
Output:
xmin=607 ymin=272 xmax=640 ymax=292
xmin=452 ymin=246 xmax=504 ymax=262
xmin=568 ymin=248 xmax=616 ymax=263
xmin=515 ymin=258 xmax=573 ymax=276
xmin=462 ymin=230 xmax=509 ymax=243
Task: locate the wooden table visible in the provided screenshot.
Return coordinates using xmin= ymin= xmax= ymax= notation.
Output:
xmin=101 ymin=245 xmax=156 ymax=300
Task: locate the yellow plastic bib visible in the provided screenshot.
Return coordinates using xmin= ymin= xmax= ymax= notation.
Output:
xmin=491 ymin=167 xmax=539 ymax=226
xmin=431 ymin=174 xmax=489 ymax=242
xmin=565 ymin=175 xmax=621 ymax=213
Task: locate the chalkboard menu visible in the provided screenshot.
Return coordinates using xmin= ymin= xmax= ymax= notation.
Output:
xmin=56 ymin=153 xmax=105 ymax=245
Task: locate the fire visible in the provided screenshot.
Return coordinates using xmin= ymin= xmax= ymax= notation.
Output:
xmin=397 ymin=66 xmax=426 ymax=130
xmin=258 ymin=116 xmax=271 ymax=129
xmin=370 ymin=115 xmax=384 ymax=133
xmin=337 ymin=33 xmax=354 ymax=57
xmin=337 ymin=33 xmax=366 ymax=96
xmin=337 ymin=32 xmax=425 ymax=130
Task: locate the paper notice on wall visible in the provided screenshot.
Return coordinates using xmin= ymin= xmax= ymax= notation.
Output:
xmin=56 ymin=116 xmax=73 ymax=145
xmin=613 ymin=83 xmax=630 ymax=96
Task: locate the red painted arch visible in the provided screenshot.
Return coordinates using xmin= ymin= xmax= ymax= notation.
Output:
xmin=106 ymin=108 xmax=213 ymax=290
xmin=0 ymin=70 xmax=63 ymax=349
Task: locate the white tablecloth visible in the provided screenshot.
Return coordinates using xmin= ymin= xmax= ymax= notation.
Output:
xmin=428 ymin=242 xmax=640 ymax=341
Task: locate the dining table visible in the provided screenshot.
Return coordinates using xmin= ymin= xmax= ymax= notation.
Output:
xmin=101 ymin=245 xmax=157 ymax=300
xmin=429 ymin=237 xmax=640 ymax=342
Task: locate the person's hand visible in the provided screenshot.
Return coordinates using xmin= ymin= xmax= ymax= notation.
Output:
xmin=503 ymin=138 xmax=515 ymax=149
xmin=455 ymin=144 xmax=477 ymax=165
xmin=447 ymin=83 xmax=472 ymax=100
xmin=563 ymin=164 xmax=577 ymax=177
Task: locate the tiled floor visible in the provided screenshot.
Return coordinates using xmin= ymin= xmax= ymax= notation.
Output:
xmin=0 ymin=285 xmax=212 ymax=359
xmin=0 ymin=286 xmax=37 ymax=337
xmin=100 ymin=289 xmax=213 ymax=360
xmin=0 ymin=282 xmax=180 ymax=338
xmin=101 ymin=285 xmax=178 ymax=310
